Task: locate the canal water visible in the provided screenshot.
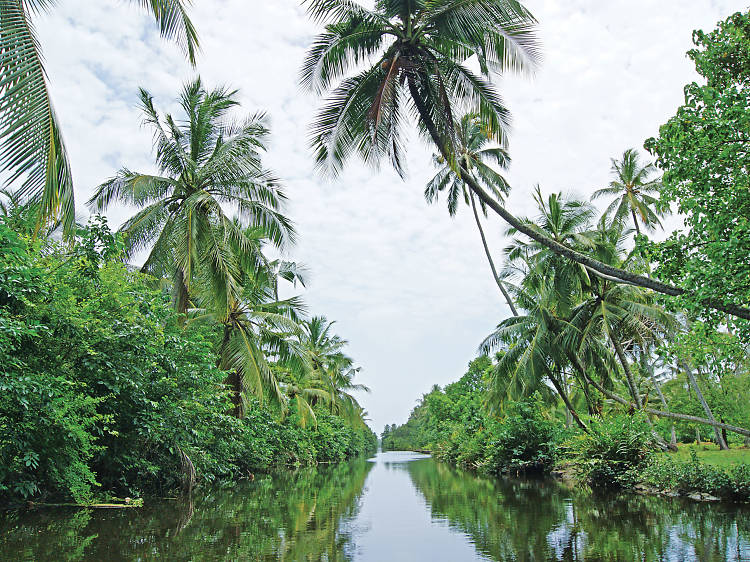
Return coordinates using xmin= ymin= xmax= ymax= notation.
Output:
xmin=1 ymin=451 xmax=748 ymax=560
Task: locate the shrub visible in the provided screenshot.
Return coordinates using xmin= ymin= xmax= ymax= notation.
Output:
xmin=484 ymin=396 xmax=561 ymax=474
xmin=641 ymin=451 xmax=750 ymax=501
xmin=568 ymin=413 xmax=655 ymax=487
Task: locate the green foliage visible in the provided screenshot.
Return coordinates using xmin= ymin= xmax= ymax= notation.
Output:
xmin=0 ymin=0 xmax=199 ymax=235
xmin=0 ymin=218 xmax=375 ymax=504
xmin=642 ymin=452 xmax=750 ymax=502
xmin=383 ymin=359 xmax=567 ymax=474
xmin=483 ymin=397 xmax=562 ymax=473
xmin=567 ymin=414 xmax=655 ymax=488
xmin=645 ymin=10 xmax=750 ymax=323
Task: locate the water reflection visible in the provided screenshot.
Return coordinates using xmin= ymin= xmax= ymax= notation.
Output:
xmin=1 ymin=452 xmax=749 ymax=561
xmin=405 ymin=457 xmax=750 ymax=561
xmin=0 ymin=459 xmax=373 ymax=561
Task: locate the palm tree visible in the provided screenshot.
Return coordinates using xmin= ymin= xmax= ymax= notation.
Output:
xmin=294 ymin=316 xmax=370 ymax=425
xmin=426 ymin=112 xmax=517 ymax=316
xmin=504 ymin=186 xmax=594 ymax=317
xmin=593 ymin=149 xmax=665 ymax=236
xmin=193 ymin=226 xmax=308 ymax=418
xmin=89 ymin=78 xmax=294 ymax=317
xmin=564 ymin=219 xmax=673 ymax=407
xmin=0 ymin=0 xmax=199 ymax=236
xmin=480 ymin=277 xmax=589 ymax=432
xmin=300 ymin=0 xmax=750 ymax=320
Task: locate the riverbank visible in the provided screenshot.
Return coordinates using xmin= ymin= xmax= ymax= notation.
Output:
xmin=3 ymin=452 xmax=749 ymax=560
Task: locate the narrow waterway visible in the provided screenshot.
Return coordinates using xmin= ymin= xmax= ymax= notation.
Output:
xmin=1 ymin=451 xmax=749 ymax=560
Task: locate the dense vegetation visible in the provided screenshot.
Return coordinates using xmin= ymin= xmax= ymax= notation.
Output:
xmin=382 ymin=11 xmax=750 ymax=502
xmin=1 ymin=0 xmax=749 ymax=507
xmin=0 ymin=217 xmax=376 ymax=504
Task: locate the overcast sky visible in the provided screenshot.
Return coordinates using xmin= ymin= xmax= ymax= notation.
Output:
xmin=36 ymin=1 xmax=745 ymax=433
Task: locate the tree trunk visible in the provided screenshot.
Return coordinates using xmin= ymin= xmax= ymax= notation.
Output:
xmin=641 ymin=353 xmax=677 ymax=448
xmin=684 ymin=363 xmax=728 ymax=450
xmin=649 ymin=372 xmax=677 ymax=447
xmin=406 ymin=86 xmax=750 ymax=321
xmin=631 ymin=208 xmax=642 ymax=236
xmin=173 ymin=267 xmax=190 ymax=320
xmin=218 ymin=324 xmax=244 ymax=419
xmin=573 ymin=357 xmax=750 ymax=439
xmin=609 ymin=332 xmax=642 ymax=409
xmin=468 ymin=191 xmax=518 ymax=316
xmin=548 ymin=373 xmax=588 ymax=433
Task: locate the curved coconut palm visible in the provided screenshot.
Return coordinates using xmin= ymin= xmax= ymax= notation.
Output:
xmin=593 ymin=148 xmax=665 ymax=236
xmin=89 ymin=78 xmax=294 ymax=317
xmin=425 ymin=111 xmax=517 ymax=315
xmin=301 ymin=0 xmax=750 ymax=320
xmin=0 ymin=0 xmax=199 ymax=236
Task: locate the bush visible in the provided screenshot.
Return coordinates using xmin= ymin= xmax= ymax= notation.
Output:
xmin=567 ymin=413 xmax=655 ymax=487
xmin=483 ymin=397 xmax=562 ymax=474
xmin=641 ymin=451 xmax=750 ymax=501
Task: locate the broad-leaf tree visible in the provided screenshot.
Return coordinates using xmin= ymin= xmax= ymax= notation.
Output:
xmin=645 ymin=10 xmax=750 ymax=324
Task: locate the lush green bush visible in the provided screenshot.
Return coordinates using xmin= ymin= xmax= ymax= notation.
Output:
xmin=567 ymin=414 xmax=655 ymax=488
xmin=0 ymin=220 xmax=376 ymax=504
xmin=641 ymin=452 xmax=750 ymax=501
xmin=483 ymin=397 xmax=564 ymax=474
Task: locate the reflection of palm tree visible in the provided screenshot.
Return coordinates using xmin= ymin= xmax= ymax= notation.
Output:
xmin=426 ymin=112 xmax=517 ymax=316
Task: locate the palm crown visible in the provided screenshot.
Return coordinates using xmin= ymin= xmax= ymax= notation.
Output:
xmin=89 ymin=78 xmax=294 ymax=316
xmin=592 ymin=148 xmax=665 ymax=235
xmin=301 ymin=0 xmax=539 ymax=177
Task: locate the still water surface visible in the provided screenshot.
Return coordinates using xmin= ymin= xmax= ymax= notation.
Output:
xmin=1 ymin=451 xmax=749 ymax=561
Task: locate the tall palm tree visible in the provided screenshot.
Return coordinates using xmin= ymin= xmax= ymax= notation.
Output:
xmin=426 ymin=112 xmax=517 ymax=316
xmin=89 ymin=78 xmax=294 ymax=317
xmin=0 ymin=0 xmax=199 ymax=235
xmin=300 ymin=0 xmax=750 ymax=320
xmin=193 ymin=226 xmax=308 ymax=418
xmin=593 ymin=148 xmax=665 ymax=236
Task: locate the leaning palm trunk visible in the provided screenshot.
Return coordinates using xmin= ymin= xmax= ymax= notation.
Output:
xmin=407 ymin=81 xmax=750 ymax=321
xmin=468 ymin=192 xmax=518 ymax=316
xmin=649 ymin=373 xmax=677 ymax=447
xmin=548 ymin=373 xmax=588 ymax=433
xmin=568 ymin=353 xmax=750 ymax=439
xmin=683 ymin=363 xmax=728 ymax=450
xmin=609 ymin=332 xmax=642 ymax=409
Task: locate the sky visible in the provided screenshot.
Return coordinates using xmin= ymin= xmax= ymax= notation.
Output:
xmin=35 ymin=0 xmax=745 ymax=433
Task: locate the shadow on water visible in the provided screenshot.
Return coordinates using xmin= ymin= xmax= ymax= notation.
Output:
xmin=1 ymin=452 xmax=749 ymax=561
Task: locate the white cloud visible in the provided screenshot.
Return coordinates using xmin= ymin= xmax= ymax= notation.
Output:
xmin=33 ymin=0 xmax=745 ymax=432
